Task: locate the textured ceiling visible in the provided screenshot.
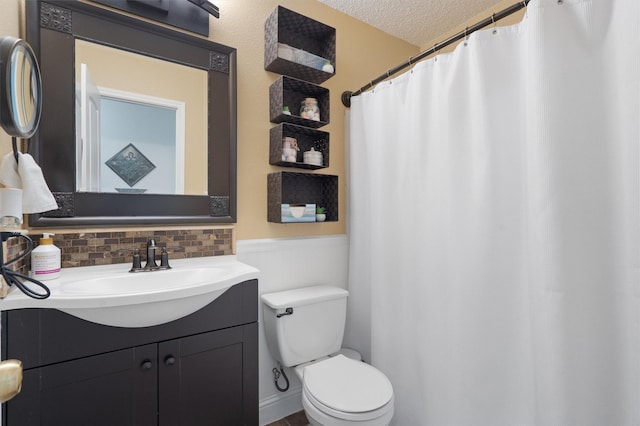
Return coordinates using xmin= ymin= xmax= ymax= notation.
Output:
xmin=316 ymin=0 xmax=507 ymax=47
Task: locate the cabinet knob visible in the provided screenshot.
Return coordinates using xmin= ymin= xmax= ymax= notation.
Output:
xmin=140 ymin=360 xmax=153 ymax=371
xmin=164 ymin=355 xmax=176 ymax=366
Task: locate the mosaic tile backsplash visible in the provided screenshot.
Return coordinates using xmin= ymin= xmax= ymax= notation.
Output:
xmin=5 ymin=228 xmax=234 ymax=275
xmin=4 ymin=234 xmax=31 ymax=276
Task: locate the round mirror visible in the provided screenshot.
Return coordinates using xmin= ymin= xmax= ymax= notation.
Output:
xmin=0 ymin=36 xmax=42 ymax=138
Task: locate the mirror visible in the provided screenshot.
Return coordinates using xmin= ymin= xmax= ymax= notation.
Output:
xmin=75 ymin=40 xmax=208 ymax=195
xmin=26 ymin=0 xmax=237 ymax=226
xmin=0 ymin=36 xmax=42 ymax=139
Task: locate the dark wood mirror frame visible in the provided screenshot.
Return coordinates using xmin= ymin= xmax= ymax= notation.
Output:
xmin=26 ymin=0 xmax=237 ymax=227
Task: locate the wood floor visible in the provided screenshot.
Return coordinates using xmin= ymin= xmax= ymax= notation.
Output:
xmin=266 ymin=410 xmax=309 ymax=426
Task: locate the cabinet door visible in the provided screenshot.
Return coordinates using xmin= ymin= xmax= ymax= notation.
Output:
xmin=159 ymin=323 xmax=258 ymax=426
xmin=5 ymin=344 xmax=157 ymax=426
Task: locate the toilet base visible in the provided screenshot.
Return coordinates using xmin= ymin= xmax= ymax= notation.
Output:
xmin=302 ymin=390 xmax=393 ymax=426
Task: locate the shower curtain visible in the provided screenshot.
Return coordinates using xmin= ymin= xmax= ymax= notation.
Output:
xmin=347 ymin=0 xmax=640 ymax=424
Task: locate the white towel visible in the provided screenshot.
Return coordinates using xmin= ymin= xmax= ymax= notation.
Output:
xmin=0 ymin=152 xmax=58 ymax=214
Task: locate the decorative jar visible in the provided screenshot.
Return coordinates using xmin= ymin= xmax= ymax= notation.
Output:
xmin=300 ymin=98 xmax=320 ymax=121
xmin=282 ymin=137 xmax=299 ymax=162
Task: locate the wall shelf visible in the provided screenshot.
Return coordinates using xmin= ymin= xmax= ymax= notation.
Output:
xmin=264 ymin=6 xmax=336 ymax=84
xmin=270 ymin=123 xmax=329 ymax=169
xmin=269 ymin=75 xmax=329 ymax=128
xmin=268 ymin=172 xmax=338 ymax=223
xmin=264 ymin=7 xmax=337 ymax=226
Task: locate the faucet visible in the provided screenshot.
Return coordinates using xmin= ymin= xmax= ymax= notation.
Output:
xmin=144 ymin=239 xmax=158 ymax=270
xmin=130 ymin=239 xmax=171 ymax=272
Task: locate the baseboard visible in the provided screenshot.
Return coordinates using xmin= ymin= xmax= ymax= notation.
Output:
xmin=259 ymin=386 xmax=303 ymax=426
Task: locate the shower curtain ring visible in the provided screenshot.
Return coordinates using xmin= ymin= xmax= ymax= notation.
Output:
xmin=463 ymin=27 xmax=469 ymax=45
xmin=491 ymin=13 xmax=497 ymax=34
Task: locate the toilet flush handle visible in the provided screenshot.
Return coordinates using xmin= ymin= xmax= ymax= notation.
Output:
xmin=276 ymin=307 xmax=294 ymax=318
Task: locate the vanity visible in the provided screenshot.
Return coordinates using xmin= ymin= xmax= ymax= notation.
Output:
xmin=0 ymin=257 xmax=259 ymax=425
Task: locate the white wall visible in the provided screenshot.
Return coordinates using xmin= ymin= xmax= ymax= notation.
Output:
xmin=236 ymin=235 xmax=348 ymax=425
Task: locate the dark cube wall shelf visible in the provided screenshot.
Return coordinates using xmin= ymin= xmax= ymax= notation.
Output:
xmin=265 ymin=7 xmax=337 ymax=226
xmin=268 ymin=172 xmax=338 ymax=223
xmin=270 ymin=123 xmax=329 ymax=169
xmin=264 ymin=5 xmax=336 ymax=84
xmin=269 ymin=76 xmax=330 ymax=128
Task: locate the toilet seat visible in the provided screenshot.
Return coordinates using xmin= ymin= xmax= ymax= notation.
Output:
xmin=302 ymin=355 xmax=394 ymax=422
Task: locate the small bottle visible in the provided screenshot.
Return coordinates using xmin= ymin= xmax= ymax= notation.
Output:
xmin=31 ymin=233 xmax=61 ymax=280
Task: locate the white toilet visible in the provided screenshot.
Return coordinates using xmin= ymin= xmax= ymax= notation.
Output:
xmin=261 ymin=285 xmax=394 ymax=426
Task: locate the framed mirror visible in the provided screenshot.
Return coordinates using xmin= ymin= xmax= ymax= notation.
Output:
xmin=25 ymin=0 xmax=237 ymax=226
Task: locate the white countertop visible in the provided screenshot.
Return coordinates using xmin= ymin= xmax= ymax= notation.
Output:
xmin=0 ymin=255 xmax=260 ymax=327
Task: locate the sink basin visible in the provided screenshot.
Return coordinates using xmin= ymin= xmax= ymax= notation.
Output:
xmin=0 ymin=256 xmax=259 ymax=327
xmin=61 ymin=267 xmax=225 ymax=296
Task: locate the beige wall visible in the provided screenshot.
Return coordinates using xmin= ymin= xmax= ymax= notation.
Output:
xmin=0 ymin=0 xmax=528 ymax=240
xmin=216 ymin=0 xmax=419 ymax=240
xmin=0 ymin=0 xmax=418 ymax=240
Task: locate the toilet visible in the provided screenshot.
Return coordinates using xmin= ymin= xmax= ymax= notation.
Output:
xmin=261 ymin=285 xmax=394 ymax=426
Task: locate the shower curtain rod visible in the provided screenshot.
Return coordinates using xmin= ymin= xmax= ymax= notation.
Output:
xmin=341 ymin=0 xmax=530 ymax=107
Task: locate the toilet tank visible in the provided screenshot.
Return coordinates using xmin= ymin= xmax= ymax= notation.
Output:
xmin=262 ymin=286 xmax=348 ymax=367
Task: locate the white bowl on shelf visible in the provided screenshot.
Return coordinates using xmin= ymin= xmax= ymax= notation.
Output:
xmin=303 ymin=150 xmax=323 ymax=167
xmin=289 ymin=205 xmax=306 ymax=218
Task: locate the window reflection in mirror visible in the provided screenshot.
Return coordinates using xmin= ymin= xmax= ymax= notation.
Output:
xmin=74 ymin=39 xmax=208 ymax=196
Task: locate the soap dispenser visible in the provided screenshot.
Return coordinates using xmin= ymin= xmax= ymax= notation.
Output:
xmin=31 ymin=233 xmax=61 ymax=280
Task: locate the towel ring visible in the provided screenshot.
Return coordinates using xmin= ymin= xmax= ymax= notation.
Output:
xmin=12 ymin=138 xmax=18 ymax=163
xmin=10 ymin=138 xmax=30 ymax=164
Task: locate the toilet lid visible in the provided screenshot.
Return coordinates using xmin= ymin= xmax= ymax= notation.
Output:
xmin=303 ymin=355 xmax=393 ymax=414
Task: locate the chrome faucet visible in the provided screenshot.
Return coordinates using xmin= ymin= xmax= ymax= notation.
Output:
xmin=144 ymin=238 xmax=158 ymax=270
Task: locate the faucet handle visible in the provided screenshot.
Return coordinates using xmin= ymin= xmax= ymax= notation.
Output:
xmin=159 ymin=247 xmax=172 ymax=270
xmin=130 ymin=249 xmax=142 ymax=272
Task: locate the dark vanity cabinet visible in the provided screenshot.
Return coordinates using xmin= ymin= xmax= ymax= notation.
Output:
xmin=1 ymin=280 xmax=258 ymax=426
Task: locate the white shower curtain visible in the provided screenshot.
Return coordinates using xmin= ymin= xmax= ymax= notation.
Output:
xmin=347 ymin=0 xmax=640 ymax=424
